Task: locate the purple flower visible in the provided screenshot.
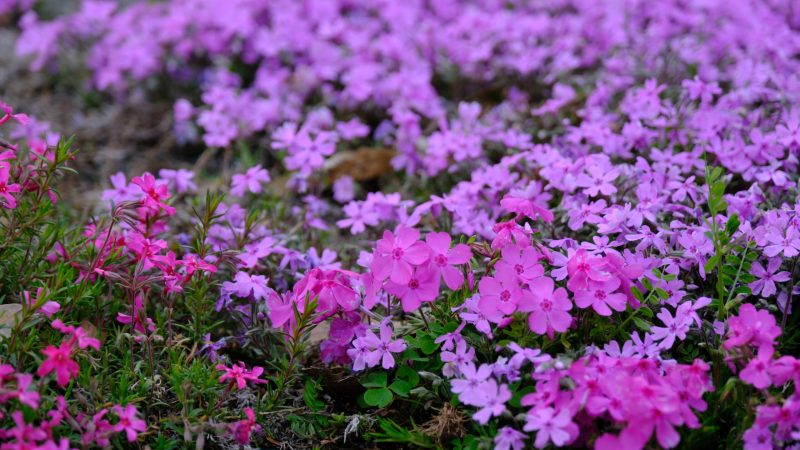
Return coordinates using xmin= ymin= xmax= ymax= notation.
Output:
xmin=495 ymin=426 xmax=526 ymax=450
xmin=158 ymin=168 xmax=196 ymax=194
xmin=763 ymin=227 xmax=800 ymax=258
xmin=353 ymin=319 xmax=406 ymax=370
xmin=650 ymin=306 xmax=693 ymax=350
xmin=749 ymin=258 xmax=791 ymax=297
xmin=524 ymin=407 xmax=576 ymax=449
xmin=470 ymin=379 xmax=511 ymax=425
xmin=231 ymin=165 xmax=270 ymax=196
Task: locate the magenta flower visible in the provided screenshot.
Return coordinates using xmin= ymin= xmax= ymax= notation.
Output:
xmin=740 ymin=348 xmax=774 ymax=389
xmin=314 ymin=269 xmax=359 ymax=312
xmin=371 ymin=226 xmax=430 ymax=284
xmin=500 ymin=192 xmax=553 ymax=223
xmin=385 ymin=266 xmax=440 ymax=312
xmin=0 ymin=164 xmax=21 ymax=209
xmin=724 ymin=304 xmax=782 ymax=353
xmin=573 ymin=277 xmax=627 ymax=316
xmin=491 ymin=220 xmax=530 ymax=250
xmin=113 ymin=404 xmax=147 ymax=442
xmin=517 ymin=276 xmax=572 ymax=338
xmin=13 ymin=374 xmax=40 ymax=409
xmin=478 ymin=268 xmax=524 ymax=316
xmin=131 ymin=172 xmax=175 ymax=215
xmin=52 ymin=319 xmax=101 ymax=350
xmin=524 ymin=407 xmax=576 ymax=449
xmin=216 ymin=361 xmax=267 ymax=390
xmin=230 ymin=407 xmax=261 ymax=445
xmin=426 ymin=231 xmax=472 ymax=290
xmin=266 ymin=291 xmax=301 ymax=332
xmin=37 ymin=340 xmax=79 ymax=387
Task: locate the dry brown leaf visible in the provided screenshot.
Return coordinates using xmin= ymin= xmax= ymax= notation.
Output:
xmin=324 ymin=147 xmax=396 ymax=182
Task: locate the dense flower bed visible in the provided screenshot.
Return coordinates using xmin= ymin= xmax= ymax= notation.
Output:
xmin=2 ymin=0 xmax=800 ymax=448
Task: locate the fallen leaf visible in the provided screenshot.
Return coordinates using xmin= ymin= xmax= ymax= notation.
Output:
xmin=325 ymin=147 xmax=396 ymax=182
xmin=0 ymin=304 xmax=22 ymax=339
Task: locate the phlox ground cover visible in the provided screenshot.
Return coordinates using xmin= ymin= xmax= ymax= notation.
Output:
xmin=1 ymin=0 xmax=800 ymax=449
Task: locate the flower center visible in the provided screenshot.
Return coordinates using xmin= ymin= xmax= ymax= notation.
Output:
xmin=392 ymin=248 xmax=404 ymax=260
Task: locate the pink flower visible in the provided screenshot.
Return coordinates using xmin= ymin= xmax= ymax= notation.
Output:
xmin=425 ymin=231 xmax=472 ymax=290
xmin=112 ymin=404 xmax=147 ymax=442
xmin=182 ymin=254 xmax=217 ymax=276
xmin=37 ymin=340 xmax=79 ymax=387
xmin=517 ymin=276 xmax=572 ymax=338
xmin=230 ymin=407 xmax=261 ymax=445
xmin=0 ymin=164 xmax=21 ymax=209
xmin=491 ymin=220 xmax=530 ymax=250
xmin=22 ymin=287 xmax=60 ymax=318
xmin=52 ymin=319 xmax=101 ymax=350
xmin=478 ymin=268 xmax=524 ymax=316
xmin=573 ymin=276 xmax=627 ymax=316
xmin=385 ymin=266 xmax=439 ymax=312
xmin=131 ymin=172 xmax=175 ymax=215
xmin=266 ymin=291 xmax=302 ymax=332
xmin=13 ymin=374 xmax=40 ymax=409
xmin=740 ymin=348 xmax=773 ymax=389
xmin=126 ymin=233 xmax=167 ymax=270
xmin=524 ymin=407 xmax=576 ymax=449
xmin=500 ymin=192 xmax=553 ymax=223
xmin=495 ymin=244 xmax=544 ymax=283
xmin=310 ymin=268 xmax=359 ymax=313
xmin=216 ymin=362 xmax=267 ymax=390
xmin=566 ymin=249 xmax=609 ymax=292
xmin=231 ymin=164 xmax=270 ymax=196
xmin=372 ymin=226 xmax=430 ymax=284
xmin=724 ymin=304 xmax=781 ymax=353
xmin=0 ymin=101 xmax=29 ymax=125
